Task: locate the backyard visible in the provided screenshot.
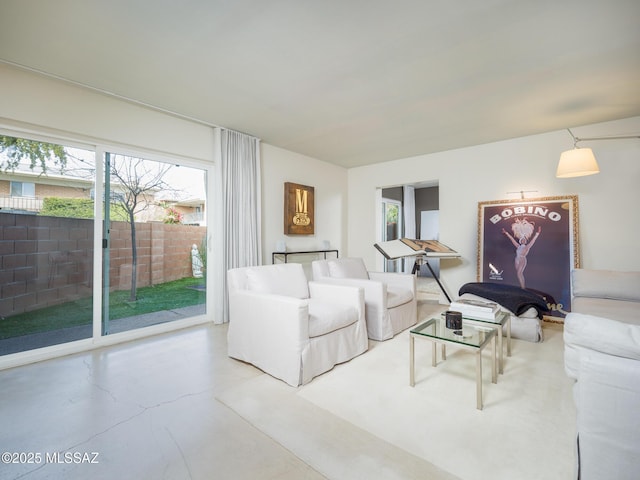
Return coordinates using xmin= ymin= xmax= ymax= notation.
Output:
xmin=0 ymin=277 xmax=206 ymax=340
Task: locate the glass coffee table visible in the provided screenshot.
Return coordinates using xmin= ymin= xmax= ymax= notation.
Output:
xmin=441 ymin=310 xmax=511 ymax=374
xmin=410 ymin=317 xmax=497 ymax=410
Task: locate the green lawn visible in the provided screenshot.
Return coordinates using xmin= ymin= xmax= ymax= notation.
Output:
xmin=0 ymin=277 xmax=206 ymax=339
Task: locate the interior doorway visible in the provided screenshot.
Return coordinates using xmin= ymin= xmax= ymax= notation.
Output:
xmin=379 ymin=186 xmax=403 ymax=272
xmin=377 ymin=182 xmax=440 ymax=276
xmin=415 ymin=186 xmax=440 ymax=278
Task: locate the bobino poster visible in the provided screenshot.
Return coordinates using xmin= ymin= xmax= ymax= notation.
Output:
xmin=477 ymin=196 xmax=579 ymax=319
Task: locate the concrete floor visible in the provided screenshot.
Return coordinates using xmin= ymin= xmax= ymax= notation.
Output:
xmin=0 ymin=314 xmax=455 ymax=480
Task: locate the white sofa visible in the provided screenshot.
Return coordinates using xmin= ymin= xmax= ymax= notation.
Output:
xmin=227 ymin=263 xmax=368 ymax=387
xmin=311 ymin=257 xmax=417 ymax=341
xmin=563 ymin=269 xmax=640 ymax=480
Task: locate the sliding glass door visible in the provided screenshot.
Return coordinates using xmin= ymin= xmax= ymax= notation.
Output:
xmin=0 ymin=134 xmax=210 ymax=357
xmin=100 ymin=152 xmax=207 ymax=335
xmin=0 ymin=139 xmax=95 ymax=354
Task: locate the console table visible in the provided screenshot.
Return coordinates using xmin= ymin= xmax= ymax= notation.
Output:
xmin=272 ymin=249 xmax=339 ymax=264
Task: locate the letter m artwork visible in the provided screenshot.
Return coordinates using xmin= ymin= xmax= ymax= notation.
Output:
xmin=284 ymin=182 xmax=314 ymax=235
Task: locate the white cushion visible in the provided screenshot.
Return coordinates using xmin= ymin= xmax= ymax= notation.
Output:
xmin=327 ymin=258 xmax=369 ymax=280
xmin=458 ymin=292 xmax=542 ymax=342
xmin=459 ymin=292 xmax=538 ymax=318
xmin=573 ymin=269 xmax=640 ymax=302
xmin=245 ymin=264 xmax=309 ymax=299
xmin=387 ymin=285 xmax=414 ymax=308
xmin=564 ymin=313 xmax=640 ymax=364
xmin=308 ymin=299 xmax=358 ymax=337
xmin=572 ymin=297 xmax=640 ymax=326
xmin=517 ymin=306 xmax=539 ymax=318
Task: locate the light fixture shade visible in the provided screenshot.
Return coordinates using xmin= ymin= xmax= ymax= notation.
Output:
xmin=556 ymin=147 xmax=600 ymax=178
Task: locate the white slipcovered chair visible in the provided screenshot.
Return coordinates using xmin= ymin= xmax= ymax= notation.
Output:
xmin=227 ymin=263 xmax=368 ymax=387
xmin=312 ymin=257 xmax=417 ymax=341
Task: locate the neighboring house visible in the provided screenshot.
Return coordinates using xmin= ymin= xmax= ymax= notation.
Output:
xmin=0 ymin=170 xmax=92 ymax=214
xmin=0 ymin=167 xmax=205 ymax=224
xmin=146 ymin=190 xmax=206 ymax=226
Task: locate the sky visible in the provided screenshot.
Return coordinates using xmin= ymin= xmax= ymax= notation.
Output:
xmin=1 ymin=145 xmax=206 ymax=201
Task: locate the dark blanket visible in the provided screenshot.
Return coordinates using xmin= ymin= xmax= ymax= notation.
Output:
xmin=458 ymin=282 xmax=550 ymax=319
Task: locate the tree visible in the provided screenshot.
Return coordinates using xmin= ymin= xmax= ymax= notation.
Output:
xmin=163 ymin=205 xmax=183 ymax=224
xmin=109 ymin=155 xmax=174 ymax=301
xmin=40 ymin=197 xmax=128 ymax=221
xmin=0 ymin=136 xmax=67 ymax=172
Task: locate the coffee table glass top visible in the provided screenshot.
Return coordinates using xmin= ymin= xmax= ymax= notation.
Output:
xmin=411 ymin=317 xmax=494 ymax=348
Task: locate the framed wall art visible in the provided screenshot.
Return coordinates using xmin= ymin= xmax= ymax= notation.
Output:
xmin=284 ymin=182 xmax=314 ymax=235
xmin=477 ymin=195 xmax=579 ymax=320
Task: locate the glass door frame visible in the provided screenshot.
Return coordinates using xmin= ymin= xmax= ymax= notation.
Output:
xmin=0 ymin=132 xmax=214 ymax=370
xmin=93 ymin=145 xmax=213 ymax=343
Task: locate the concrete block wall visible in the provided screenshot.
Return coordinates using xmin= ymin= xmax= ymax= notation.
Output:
xmin=0 ymin=213 xmax=206 ymax=319
xmin=0 ymin=214 xmax=93 ymax=319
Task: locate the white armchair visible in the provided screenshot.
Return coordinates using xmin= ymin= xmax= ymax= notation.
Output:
xmin=312 ymin=257 xmax=417 ymax=341
xmin=227 ymin=263 xmax=368 ymax=387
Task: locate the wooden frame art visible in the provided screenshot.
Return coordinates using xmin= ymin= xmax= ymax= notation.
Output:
xmin=284 ymin=182 xmax=314 ymax=235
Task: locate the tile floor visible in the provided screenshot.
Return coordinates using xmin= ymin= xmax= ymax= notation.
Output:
xmin=1 ymin=280 xmax=456 ymax=480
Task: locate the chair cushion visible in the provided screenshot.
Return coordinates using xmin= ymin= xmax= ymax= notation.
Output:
xmin=245 ymin=264 xmax=309 ymax=299
xmin=308 ymin=299 xmax=359 ymax=337
xmin=387 ymin=285 xmax=414 ymax=308
xmin=327 ymin=258 xmax=369 ymax=279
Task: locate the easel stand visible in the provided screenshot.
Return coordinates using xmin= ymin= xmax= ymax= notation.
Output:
xmin=412 ymin=256 xmax=452 ymax=303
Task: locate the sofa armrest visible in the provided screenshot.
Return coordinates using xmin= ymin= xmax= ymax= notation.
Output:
xmin=368 ymin=271 xmax=416 ymax=293
xmin=311 ymin=277 xmax=386 ymax=307
xmin=228 ymin=290 xmax=309 ymax=341
xmin=564 ymin=312 xmax=640 ymax=379
xmin=308 ymin=281 xmax=365 ymax=320
xmin=227 ymin=290 xmax=311 ymax=386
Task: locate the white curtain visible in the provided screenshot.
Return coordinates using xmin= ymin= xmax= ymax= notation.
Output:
xmin=402 ymin=185 xmax=416 ymax=273
xmin=213 ymin=128 xmax=261 ymax=324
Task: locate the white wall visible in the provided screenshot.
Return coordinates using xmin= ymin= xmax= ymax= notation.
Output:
xmin=0 ymin=63 xmax=214 ymax=162
xmin=0 ymin=63 xmax=347 ymax=272
xmin=348 ymin=116 xmax=640 ymax=298
xmin=0 ymin=62 xmax=346 ymax=369
xmin=3 ymin=61 xmax=639 ymax=299
xmin=261 ymin=143 xmax=348 ymax=267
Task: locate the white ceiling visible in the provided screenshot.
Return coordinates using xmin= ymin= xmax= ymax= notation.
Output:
xmin=1 ymin=0 xmax=639 ymax=168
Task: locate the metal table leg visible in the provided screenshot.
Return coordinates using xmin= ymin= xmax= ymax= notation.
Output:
xmin=476 ymin=349 xmax=483 ymax=410
xmin=410 ymin=334 xmax=415 ymax=386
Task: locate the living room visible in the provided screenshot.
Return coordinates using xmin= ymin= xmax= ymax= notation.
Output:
xmin=1 ymin=2 xmax=639 ymax=479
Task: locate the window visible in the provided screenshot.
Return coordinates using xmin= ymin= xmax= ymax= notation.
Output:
xmin=10 ymin=181 xmax=35 ymax=197
xmin=89 ymin=188 xmax=125 ymax=203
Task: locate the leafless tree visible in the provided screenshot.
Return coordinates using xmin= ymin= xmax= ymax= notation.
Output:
xmin=109 ymin=156 xmax=174 ymax=301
